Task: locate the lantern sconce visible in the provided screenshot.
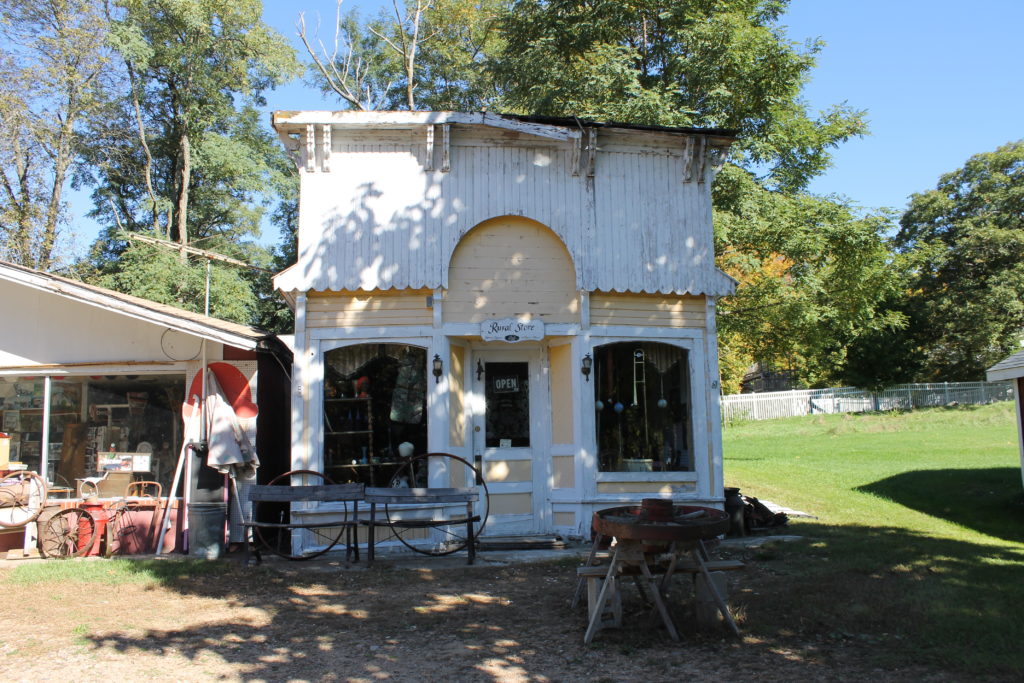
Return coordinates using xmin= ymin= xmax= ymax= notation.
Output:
xmin=476 ymin=359 xmax=484 ymax=381
xmin=581 ymin=353 xmax=593 ymax=382
xmin=432 ymin=354 xmax=443 ymax=384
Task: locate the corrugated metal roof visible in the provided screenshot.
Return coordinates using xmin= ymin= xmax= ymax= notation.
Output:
xmin=0 ymin=260 xmax=270 ymax=350
xmin=502 ymin=113 xmax=737 ymax=139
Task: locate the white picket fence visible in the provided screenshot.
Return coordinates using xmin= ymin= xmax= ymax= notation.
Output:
xmin=719 ymin=381 xmax=1015 ymax=423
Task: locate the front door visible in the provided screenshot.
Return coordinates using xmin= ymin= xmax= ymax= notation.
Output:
xmin=471 ymin=348 xmax=546 ymax=535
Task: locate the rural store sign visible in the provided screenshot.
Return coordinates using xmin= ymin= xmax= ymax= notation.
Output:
xmin=481 ymin=318 xmax=545 ymax=343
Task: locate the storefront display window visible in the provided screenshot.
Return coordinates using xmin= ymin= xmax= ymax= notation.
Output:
xmin=0 ymin=375 xmax=184 ymax=494
xmin=323 ymin=344 xmax=428 ymax=486
xmin=593 ymin=342 xmax=693 ymax=473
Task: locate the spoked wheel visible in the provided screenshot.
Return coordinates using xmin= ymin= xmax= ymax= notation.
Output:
xmin=0 ymin=471 xmax=47 ymax=528
xmin=253 ymin=470 xmax=348 ymax=561
xmin=106 ymin=501 xmax=146 ymax=556
xmin=385 ymin=453 xmax=489 ymax=556
xmin=39 ymin=507 xmax=96 ymax=558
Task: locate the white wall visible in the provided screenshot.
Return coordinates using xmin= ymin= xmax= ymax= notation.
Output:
xmin=0 ymin=280 xmax=222 ymax=367
xmin=280 ymin=126 xmax=734 ymax=297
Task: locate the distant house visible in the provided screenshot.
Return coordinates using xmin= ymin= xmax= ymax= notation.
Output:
xmin=986 ymin=350 xmax=1024 ymax=490
xmin=272 ymin=111 xmax=737 ymax=553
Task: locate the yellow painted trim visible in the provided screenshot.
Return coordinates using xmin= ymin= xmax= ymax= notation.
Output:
xmin=444 ymin=216 xmax=580 ymax=324
xmin=449 ymin=346 xmax=465 ymax=448
xmin=590 ymin=292 xmax=706 ymax=328
xmin=549 ymin=344 xmax=574 ymax=444
xmin=552 ymin=456 xmax=575 ymax=489
xmin=489 ymin=492 xmax=533 ymax=515
xmin=307 ymin=290 xmax=433 ymax=327
xmin=484 ymin=459 xmax=532 ymax=483
xmin=553 ymin=511 xmax=575 ymax=527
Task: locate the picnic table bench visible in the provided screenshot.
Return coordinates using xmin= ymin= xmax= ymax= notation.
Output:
xmin=242 ymin=479 xmax=364 ymax=564
xmin=363 ymin=486 xmax=480 ymax=564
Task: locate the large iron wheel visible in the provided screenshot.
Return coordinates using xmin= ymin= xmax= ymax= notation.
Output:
xmin=105 ymin=500 xmax=149 ymax=556
xmin=253 ymin=469 xmax=349 ymax=561
xmin=384 ymin=452 xmax=489 ymax=556
xmin=39 ymin=507 xmax=96 ymax=558
xmin=0 ymin=471 xmax=47 ymax=528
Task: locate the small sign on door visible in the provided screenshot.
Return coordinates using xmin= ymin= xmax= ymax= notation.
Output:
xmin=499 ymin=439 xmax=512 ymax=448
xmin=492 ymin=376 xmax=520 ymax=393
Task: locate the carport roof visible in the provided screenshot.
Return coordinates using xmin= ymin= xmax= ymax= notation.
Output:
xmin=0 ymin=260 xmax=271 ymax=351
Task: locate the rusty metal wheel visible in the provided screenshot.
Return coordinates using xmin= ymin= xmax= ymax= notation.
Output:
xmin=384 ymin=453 xmax=489 ymax=556
xmin=0 ymin=471 xmax=47 ymax=528
xmin=40 ymin=507 xmax=96 ymax=558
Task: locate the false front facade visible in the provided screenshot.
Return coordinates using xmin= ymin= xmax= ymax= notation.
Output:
xmin=273 ymin=111 xmax=735 ymax=551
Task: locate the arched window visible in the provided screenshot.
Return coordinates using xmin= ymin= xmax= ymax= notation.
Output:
xmin=593 ymin=342 xmax=693 ymax=473
xmin=322 ymin=344 xmax=428 ymax=485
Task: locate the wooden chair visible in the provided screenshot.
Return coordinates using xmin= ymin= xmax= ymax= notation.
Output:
xmin=77 ymin=471 xmax=133 ymax=498
xmin=125 ymin=480 xmax=162 ymax=498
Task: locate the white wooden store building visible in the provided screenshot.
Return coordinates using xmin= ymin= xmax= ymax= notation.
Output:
xmin=273 ymin=111 xmax=736 ymax=551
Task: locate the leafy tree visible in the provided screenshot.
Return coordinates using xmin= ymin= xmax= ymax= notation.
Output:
xmin=300 ymin=0 xmax=503 ymax=111
xmin=714 ymin=165 xmax=903 ymax=388
xmin=299 ymin=0 xmax=898 ymax=387
xmin=77 ymin=0 xmax=300 ymax=324
xmin=0 ymin=0 xmax=111 ymax=269
xmin=492 ymin=0 xmax=865 ymax=192
xmin=895 ymin=141 xmax=1024 ymax=381
xmin=98 ymin=241 xmax=256 ymax=323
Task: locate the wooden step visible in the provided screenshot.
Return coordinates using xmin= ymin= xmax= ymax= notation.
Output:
xmin=478 ymin=536 xmax=566 ymax=551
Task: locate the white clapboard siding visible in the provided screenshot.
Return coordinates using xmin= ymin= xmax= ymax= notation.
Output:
xmin=720 ymin=382 xmax=1015 ymax=423
xmin=276 ymin=122 xmax=736 ymax=298
xmin=444 ymin=216 xmax=579 ymax=323
xmin=306 ymin=290 xmax=433 ymax=328
xmin=589 ymin=292 xmax=706 ymax=328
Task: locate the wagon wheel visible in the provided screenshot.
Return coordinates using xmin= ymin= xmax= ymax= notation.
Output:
xmin=39 ymin=507 xmax=96 ymax=558
xmin=253 ymin=470 xmax=349 ymax=561
xmin=0 ymin=471 xmax=47 ymax=528
xmin=384 ymin=453 xmax=489 ymax=556
xmin=105 ymin=500 xmax=145 ymax=556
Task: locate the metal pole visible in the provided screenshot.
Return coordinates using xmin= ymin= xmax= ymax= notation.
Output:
xmin=40 ymin=376 xmax=51 ymax=483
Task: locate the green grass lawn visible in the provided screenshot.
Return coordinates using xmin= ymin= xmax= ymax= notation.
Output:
xmin=724 ymin=402 xmax=1024 ymax=676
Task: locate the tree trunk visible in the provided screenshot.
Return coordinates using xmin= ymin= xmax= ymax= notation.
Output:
xmin=176 ymin=130 xmax=191 ymax=258
xmin=40 ymin=119 xmax=74 ymax=271
xmin=127 ymin=61 xmax=160 ymax=234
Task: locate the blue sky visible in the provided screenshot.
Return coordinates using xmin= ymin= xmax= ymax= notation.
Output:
xmin=66 ymin=1 xmax=1024 ymax=252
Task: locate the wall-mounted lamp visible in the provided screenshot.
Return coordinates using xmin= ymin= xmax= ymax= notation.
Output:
xmin=432 ymin=354 xmax=443 ymax=383
xmin=476 ymin=359 xmax=484 ymax=381
xmin=581 ymin=353 xmax=593 ymax=382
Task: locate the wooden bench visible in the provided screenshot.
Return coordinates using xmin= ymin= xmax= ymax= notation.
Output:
xmin=363 ymin=487 xmax=480 ymax=564
xmin=242 ymin=482 xmax=364 ymax=564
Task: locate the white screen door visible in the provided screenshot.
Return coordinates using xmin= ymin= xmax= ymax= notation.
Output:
xmin=471 ymin=348 xmax=544 ymax=535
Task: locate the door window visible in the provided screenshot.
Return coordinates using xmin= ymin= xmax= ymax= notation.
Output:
xmin=484 ymin=361 xmax=530 ymax=448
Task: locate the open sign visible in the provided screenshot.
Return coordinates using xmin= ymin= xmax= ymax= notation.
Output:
xmin=492 ymin=376 xmax=520 ymax=393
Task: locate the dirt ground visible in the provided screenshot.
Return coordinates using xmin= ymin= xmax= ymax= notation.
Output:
xmin=0 ymin=548 xmax=959 ymax=683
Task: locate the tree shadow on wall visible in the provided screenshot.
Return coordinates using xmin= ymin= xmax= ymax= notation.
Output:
xmin=857 ymin=467 xmax=1024 ymax=543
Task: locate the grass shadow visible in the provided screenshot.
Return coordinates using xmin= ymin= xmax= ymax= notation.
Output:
xmin=858 ymin=467 xmax=1024 ymax=543
xmin=731 ymin=520 xmax=1024 ymax=677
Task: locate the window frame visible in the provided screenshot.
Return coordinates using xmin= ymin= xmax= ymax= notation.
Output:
xmin=586 ymin=336 xmax=707 ymax=485
xmin=313 ymin=337 xmax=433 ymax=497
